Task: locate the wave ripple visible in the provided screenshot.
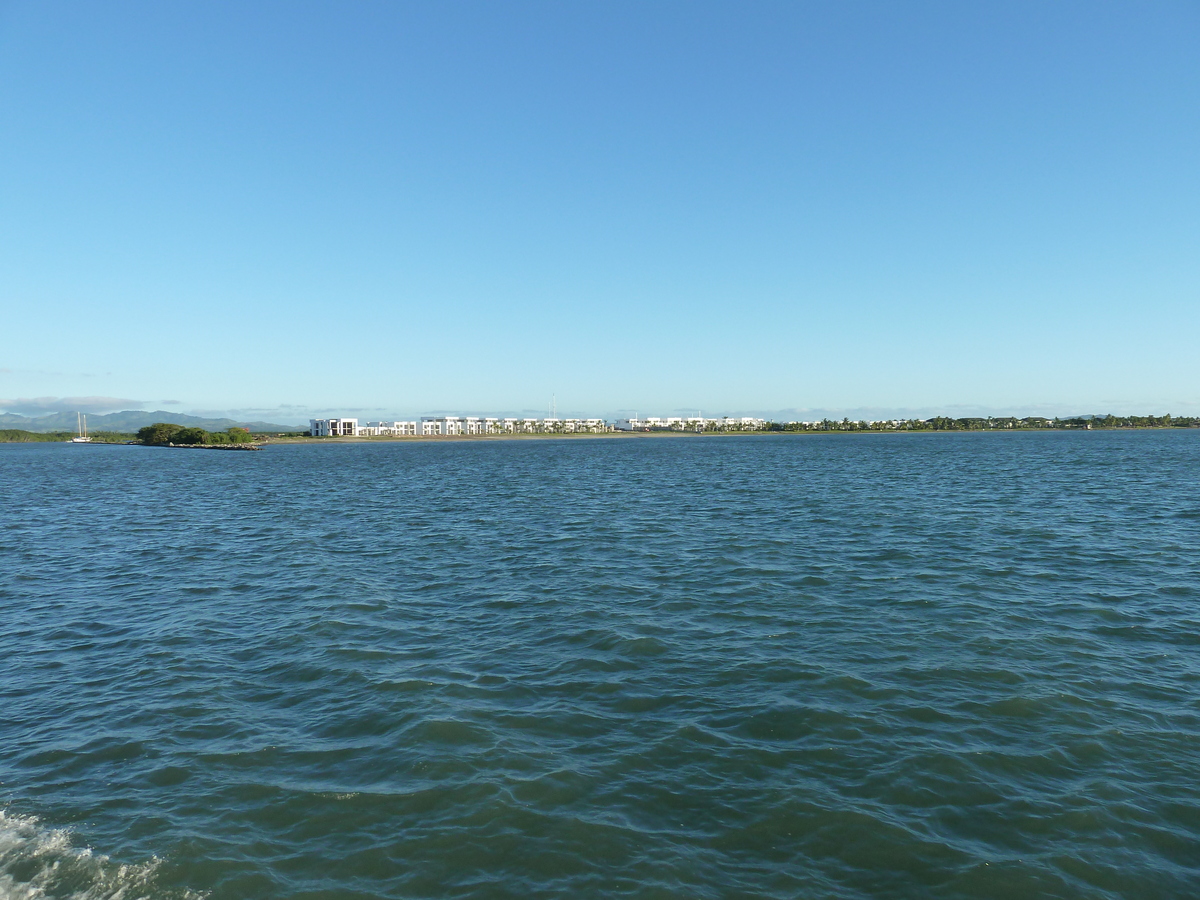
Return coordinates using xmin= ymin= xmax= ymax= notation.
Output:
xmin=2 ymin=432 xmax=1200 ymax=898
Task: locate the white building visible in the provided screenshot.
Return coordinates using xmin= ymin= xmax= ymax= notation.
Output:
xmin=309 ymin=414 xmax=636 ymax=437
xmin=365 ymin=421 xmax=418 ymax=436
xmin=411 ymin=416 xmax=614 ymax=435
xmin=614 ymin=416 xmax=765 ymax=432
xmin=421 ymin=416 xmax=467 ymax=435
xmin=311 ymin=418 xmax=423 ymax=437
xmin=310 ymin=418 xmax=359 ymax=437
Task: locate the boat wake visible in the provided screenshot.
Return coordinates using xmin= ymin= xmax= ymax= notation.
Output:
xmin=0 ymin=810 xmax=202 ymax=900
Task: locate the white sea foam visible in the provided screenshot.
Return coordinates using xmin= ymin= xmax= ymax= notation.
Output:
xmin=0 ymin=810 xmax=202 ymax=900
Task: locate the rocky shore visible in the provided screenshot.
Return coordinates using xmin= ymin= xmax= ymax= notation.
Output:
xmin=164 ymin=443 xmax=262 ymax=451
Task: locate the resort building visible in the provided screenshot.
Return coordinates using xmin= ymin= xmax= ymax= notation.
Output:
xmin=421 ymin=416 xmax=463 ymax=435
xmin=310 ymin=418 xmax=420 ymax=436
xmin=540 ymin=418 xmax=610 ymax=433
xmin=364 ymin=421 xmax=418 ymax=436
xmin=310 ymin=417 xmax=359 ymax=437
xmin=615 ymin=416 xmax=766 ymax=432
xmin=312 ymin=414 xmax=762 ymax=437
xmin=415 ymin=416 xmax=611 ymax=434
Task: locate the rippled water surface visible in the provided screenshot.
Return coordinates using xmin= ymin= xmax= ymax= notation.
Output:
xmin=2 ymin=433 xmax=1199 ymax=899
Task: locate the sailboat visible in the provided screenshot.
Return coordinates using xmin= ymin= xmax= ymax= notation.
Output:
xmin=70 ymin=412 xmax=92 ymax=443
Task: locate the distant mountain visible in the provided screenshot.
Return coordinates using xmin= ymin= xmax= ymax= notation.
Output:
xmin=0 ymin=410 xmax=299 ymax=433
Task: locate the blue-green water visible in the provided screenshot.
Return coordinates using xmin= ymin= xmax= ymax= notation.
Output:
xmin=2 ymin=433 xmax=1199 ymax=899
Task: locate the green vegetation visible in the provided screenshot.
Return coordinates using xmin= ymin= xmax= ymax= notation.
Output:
xmin=0 ymin=429 xmax=71 ymax=442
xmin=137 ymin=423 xmax=257 ymax=446
xmin=0 ymin=429 xmax=136 ymax=443
xmin=764 ymin=415 xmax=1200 ymax=433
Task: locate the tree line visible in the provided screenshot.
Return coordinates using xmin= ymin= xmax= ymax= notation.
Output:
xmin=137 ymin=423 xmax=257 ymax=446
xmin=0 ymin=429 xmax=134 ymax=443
xmin=764 ymin=415 xmax=1199 ymax=432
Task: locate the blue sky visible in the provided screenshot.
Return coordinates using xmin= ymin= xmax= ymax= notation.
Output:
xmin=1 ymin=1 xmax=1197 ymax=423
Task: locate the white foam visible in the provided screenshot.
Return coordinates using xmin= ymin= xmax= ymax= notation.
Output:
xmin=0 ymin=810 xmax=203 ymax=900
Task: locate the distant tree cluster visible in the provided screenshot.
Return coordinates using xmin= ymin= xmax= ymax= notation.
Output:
xmin=137 ymin=423 xmax=257 ymax=446
xmin=766 ymin=415 xmax=1199 ymax=432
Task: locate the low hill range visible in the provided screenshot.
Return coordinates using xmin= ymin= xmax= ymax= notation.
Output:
xmin=0 ymin=409 xmax=298 ymax=433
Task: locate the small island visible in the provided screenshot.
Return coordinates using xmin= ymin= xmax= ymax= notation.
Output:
xmin=137 ymin=423 xmax=261 ymax=449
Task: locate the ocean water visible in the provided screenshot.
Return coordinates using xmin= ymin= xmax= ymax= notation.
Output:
xmin=2 ymin=432 xmax=1199 ymax=899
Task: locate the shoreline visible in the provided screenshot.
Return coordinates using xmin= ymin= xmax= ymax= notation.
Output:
xmin=2 ymin=427 xmax=1193 ymax=446
xmin=262 ymin=427 xmax=1196 ymax=445
xmin=265 ymin=431 xmax=703 ymax=444
xmin=162 ymin=443 xmax=263 ymax=450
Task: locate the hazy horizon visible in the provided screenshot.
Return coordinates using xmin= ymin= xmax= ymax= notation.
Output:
xmin=3 ymin=2 xmax=1197 ymax=419
xmin=3 ymin=399 xmax=1199 ymax=429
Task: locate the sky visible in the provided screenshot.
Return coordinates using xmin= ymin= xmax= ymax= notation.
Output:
xmin=1 ymin=1 xmax=1197 ymax=424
